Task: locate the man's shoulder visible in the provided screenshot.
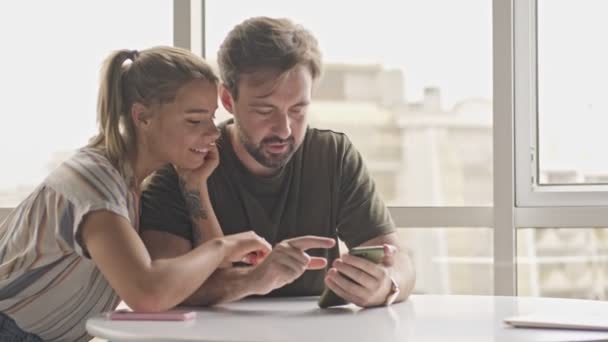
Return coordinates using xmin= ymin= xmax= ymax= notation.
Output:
xmin=305 ymin=127 xmax=354 ymax=150
xmin=302 ymin=128 xmax=360 ymax=165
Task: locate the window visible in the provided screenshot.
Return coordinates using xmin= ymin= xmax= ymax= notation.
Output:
xmin=0 ymin=0 xmax=173 ymax=207
xmin=514 ymin=0 xmax=608 ymax=206
xmin=399 ymin=228 xmax=493 ymax=295
xmin=518 ymin=228 xmax=608 ymax=300
xmin=510 ymin=0 xmax=608 ymax=299
xmin=537 ymin=0 xmax=608 ymax=186
xmin=3 ymin=0 xmax=607 ymax=300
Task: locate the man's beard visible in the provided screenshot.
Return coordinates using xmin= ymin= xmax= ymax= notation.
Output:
xmin=236 ymin=123 xmax=296 ymax=169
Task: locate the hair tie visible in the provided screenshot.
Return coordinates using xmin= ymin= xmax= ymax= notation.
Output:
xmin=129 ymin=49 xmax=139 ymax=61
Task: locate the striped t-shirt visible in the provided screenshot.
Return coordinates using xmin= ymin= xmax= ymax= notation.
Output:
xmin=0 ymin=147 xmax=139 ymax=341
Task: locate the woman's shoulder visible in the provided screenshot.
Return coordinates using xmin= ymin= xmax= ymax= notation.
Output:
xmin=54 ymin=147 xmax=123 ymax=180
xmin=44 ymin=147 xmax=129 ymax=204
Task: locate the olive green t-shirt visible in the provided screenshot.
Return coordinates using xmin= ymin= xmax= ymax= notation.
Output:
xmin=140 ymin=120 xmax=395 ymax=296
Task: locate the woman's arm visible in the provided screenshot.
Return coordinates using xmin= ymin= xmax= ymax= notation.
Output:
xmin=82 ymin=210 xmax=269 ymax=312
xmin=179 ymin=182 xmax=224 ymax=246
xmin=142 ymin=230 xmax=262 ymax=306
xmin=176 ymin=143 xmax=224 ymax=246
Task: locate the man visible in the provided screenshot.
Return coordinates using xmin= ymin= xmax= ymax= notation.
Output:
xmin=140 ymin=16 xmax=415 ymax=307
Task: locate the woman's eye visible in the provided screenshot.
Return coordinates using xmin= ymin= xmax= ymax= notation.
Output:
xmin=290 ymin=107 xmax=306 ymax=117
xmin=187 ymin=120 xmax=201 ymax=124
xmin=255 ymin=109 xmax=273 ymax=116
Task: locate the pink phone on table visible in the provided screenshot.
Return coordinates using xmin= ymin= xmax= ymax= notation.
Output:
xmin=107 ymin=309 xmax=196 ymax=321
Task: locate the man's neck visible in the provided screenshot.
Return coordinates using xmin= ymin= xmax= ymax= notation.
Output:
xmin=226 ymin=123 xmax=280 ymax=178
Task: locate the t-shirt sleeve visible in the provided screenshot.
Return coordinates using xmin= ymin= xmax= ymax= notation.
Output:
xmin=140 ymin=164 xmax=193 ymax=242
xmin=46 ymin=150 xmax=132 ymax=258
xmin=336 ymin=136 xmax=396 ymax=249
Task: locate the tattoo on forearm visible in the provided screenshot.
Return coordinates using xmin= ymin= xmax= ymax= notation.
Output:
xmin=179 ymin=177 xmax=208 ymax=221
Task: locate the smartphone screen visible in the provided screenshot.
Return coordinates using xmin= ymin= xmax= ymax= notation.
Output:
xmin=107 ymin=309 xmax=196 ymax=321
xmin=318 ymin=245 xmax=385 ymax=308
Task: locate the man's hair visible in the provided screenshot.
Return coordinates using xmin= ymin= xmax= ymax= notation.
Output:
xmin=217 ymin=16 xmax=322 ymax=100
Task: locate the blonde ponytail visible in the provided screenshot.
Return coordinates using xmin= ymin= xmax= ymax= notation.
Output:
xmin=90 ymin=50 xmax=135 ymax=173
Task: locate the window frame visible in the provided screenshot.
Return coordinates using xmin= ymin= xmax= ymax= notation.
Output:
xmin=513 ymin=0 xmax=608 ymax=207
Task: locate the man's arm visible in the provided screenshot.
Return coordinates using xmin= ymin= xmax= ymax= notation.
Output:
xmin=325 ymin=135 xmax=415 ymax=307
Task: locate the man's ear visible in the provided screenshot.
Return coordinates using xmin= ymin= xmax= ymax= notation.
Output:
xmin=131 ymin=102 xmax=152 ymax=128
xmin=219 ymin=85 xmax=235 ymax=115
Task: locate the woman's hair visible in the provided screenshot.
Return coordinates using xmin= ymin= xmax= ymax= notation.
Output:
xmin=89 ymin=46 xmax=218 ymax=174
xmin=217 ymin=16 xmax=322 ymax=100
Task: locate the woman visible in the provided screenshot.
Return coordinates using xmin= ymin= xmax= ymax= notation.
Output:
xmin=0 ymin=46 xmax=271 ymax=341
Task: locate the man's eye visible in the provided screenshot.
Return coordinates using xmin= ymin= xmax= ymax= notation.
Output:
xmin=255 ymin=110 xmax=273 ymax=116
xmin=187 ymin=120 xmax=201 ymax=124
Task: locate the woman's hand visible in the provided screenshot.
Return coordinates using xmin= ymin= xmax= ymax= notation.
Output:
xmin=175 ymin=142 xmax=219 ymax=192
xmin=215 ymin=231 xmax=272 ymax=265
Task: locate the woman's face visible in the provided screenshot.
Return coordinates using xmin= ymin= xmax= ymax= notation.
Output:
xmin=145 ymin=79 xmax=220 ymax=170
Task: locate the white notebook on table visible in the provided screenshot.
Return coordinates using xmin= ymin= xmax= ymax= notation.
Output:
xmin=505 ymin=313 xmax=608 ymax=331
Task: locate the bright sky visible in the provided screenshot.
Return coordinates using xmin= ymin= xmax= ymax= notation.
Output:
xmin=0 ymin=0 xmax=606 ymax=193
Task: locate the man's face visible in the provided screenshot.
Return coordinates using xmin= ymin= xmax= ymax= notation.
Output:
xmin=226 ymin=65 xmax=312 ymax=169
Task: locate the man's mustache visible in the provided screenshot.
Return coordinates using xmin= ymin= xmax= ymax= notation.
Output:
xmin=261 ymin=136 xmax=295 ymax=145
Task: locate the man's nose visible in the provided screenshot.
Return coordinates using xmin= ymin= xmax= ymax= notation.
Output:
xmin=273 ymin=113 xmax=292 ymax=140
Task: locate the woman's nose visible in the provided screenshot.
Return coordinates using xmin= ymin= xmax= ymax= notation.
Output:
xmin=203 ymin=123 xmax=220 ymax=141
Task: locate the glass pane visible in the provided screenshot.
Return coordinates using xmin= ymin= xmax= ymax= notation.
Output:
xmin=0 ymin=0 xmax=173 ymax=207
xmin=517 ymin=228 xmax=608 ymax=299
xmin=205 ymin=0 xmax=493 ymax=206
xmin=397 ymin=228 xmax=493 ymax=295
xmin=537 ymin=0 xmax=608 ymax=185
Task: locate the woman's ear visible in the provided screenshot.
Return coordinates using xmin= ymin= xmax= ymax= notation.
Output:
xmin=131 ymin=102 xmax=152 ymax=128
xmin=219 ymin=85 xmax=235 ymax=115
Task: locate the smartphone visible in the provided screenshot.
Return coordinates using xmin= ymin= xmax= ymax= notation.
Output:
xmin=318 ymin=245 xmax=385 ymax=308
xmin=107 ymin=309 xmax=196 ymax=321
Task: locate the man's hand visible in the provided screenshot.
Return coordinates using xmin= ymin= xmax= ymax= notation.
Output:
xmin=324 ymin=244 xmax=398 ymax=307
xmin=249 ymin=235 xmax=336 ymax=295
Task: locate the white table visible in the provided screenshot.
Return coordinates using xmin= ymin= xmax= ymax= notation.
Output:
xmin=87 ymin=295 xmax=608 ymax=342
